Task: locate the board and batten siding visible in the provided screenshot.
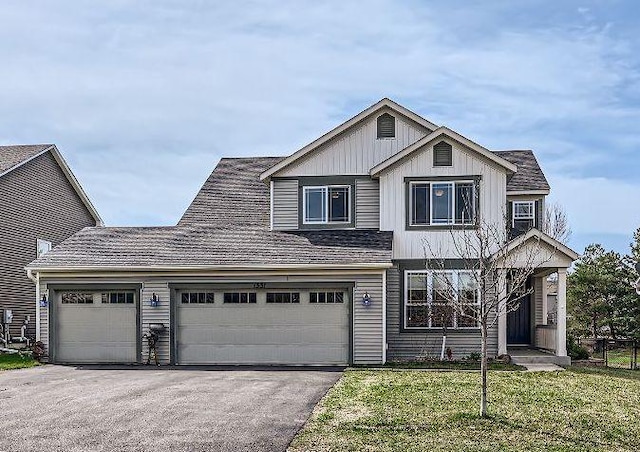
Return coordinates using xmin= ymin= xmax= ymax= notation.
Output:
xmin=277 ymin=108 xmax=430 ymax=177
xmin=385 ymin=266 xmax=499 ymax=360
xmin=379 ymin=138 xmax=508 ymax=259
xmin=0 ymin=151 xmax=97 ymax=336
xmin=141 ymin=280 xmax=171 ymax=364
xmin=355 ymin=179 xmax=380 ymax=229
xmin=271 ymin=179 xmax=299 ymax=230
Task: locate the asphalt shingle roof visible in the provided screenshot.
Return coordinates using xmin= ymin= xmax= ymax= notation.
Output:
xmin=0 ymin=144 xmax=52 ymax=174
xmin=494 ymin=150 xmax=550 ymax=192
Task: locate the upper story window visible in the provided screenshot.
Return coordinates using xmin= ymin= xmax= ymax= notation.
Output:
xmin=433 ymin=141 xmax=453 ymax=166
xmin=512 ymin=201 xmax=535 ymax=233
xmin=408 ymin=180 xmax=476 ymax=227
xmin=377 ymin=113 xmax=395 ymax=139
xmin=303 ymin=185 xmax=351 ymax=224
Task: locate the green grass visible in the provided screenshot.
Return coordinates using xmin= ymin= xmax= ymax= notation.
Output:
xmin=289 ymin=367 xmax=640 ymax=452
xmin=606 ymin=348 xmax=636 ymax=369
xmin=380 ymin=361 xmax=525 ymax=371
xmin=0 ymin=353 xmax=39 ymax=371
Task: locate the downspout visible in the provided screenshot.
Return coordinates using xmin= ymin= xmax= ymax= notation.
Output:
xmin=382 ymin=269 xmax=387 ymax=365
xmin=26 ymin=269 xmax=40 ymax=342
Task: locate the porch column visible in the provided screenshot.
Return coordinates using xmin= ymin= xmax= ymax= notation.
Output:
xmin=556 ymin=268 xmax=567 ymax=356
xmin=497 ymin=270 xmax=508 ymax=356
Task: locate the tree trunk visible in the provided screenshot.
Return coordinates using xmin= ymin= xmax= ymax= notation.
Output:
xmin=480 ymin=325 xmax=488 ymax=417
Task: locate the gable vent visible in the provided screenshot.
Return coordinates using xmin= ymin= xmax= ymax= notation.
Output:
xmin=377 ymin=113 xmax=395 ymax=139
xmin=433 ymin=141 xmax=453 ymax=166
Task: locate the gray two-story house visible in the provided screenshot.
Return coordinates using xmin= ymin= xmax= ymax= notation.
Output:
xmin=0 ymin=144 xmax=102 ymax=339
xmin=26 ymin=99 xmax=577 ymax=365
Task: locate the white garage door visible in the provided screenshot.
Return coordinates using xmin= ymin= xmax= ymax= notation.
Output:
xmin=55 ymin=291 xmax=137 ymax=363
xmin=177 ymin=289 xmax=350 ymax=365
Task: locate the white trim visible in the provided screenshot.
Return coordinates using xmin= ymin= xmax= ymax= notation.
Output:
xmin=269 ymin=180 xmax=274 ymax=231
xmin=512 ymin=200 xmax=535 ymax=228
xmin=26 ymin=262 xmax=394 ymax=273
xmin=370 ymin=127 xmax=518 ymax=176
xmin=35 ymin=272 xmax=40 ymax=342
xmin=507 ymin=190 xmax=549 ymax=196
xmin=404 ymin=269 xmax=481 ymax=330
xmin=382 ymin=269 xmax=387 ymax=364
xmin=498 ymin=228 xmax=579 ymax=262
xmin=260 ymin=98 xmax=438 ymax=181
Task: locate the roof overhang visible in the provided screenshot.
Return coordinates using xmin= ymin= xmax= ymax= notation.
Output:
xmin=369 ymin=127 xmax=518 ymax=177
xmin=259 ymin=98 xmax=438 ymax=181
xmin=26 ymin=262 xmax=393 ymax=273
xmin=493 ymin=228 xmax=579 ymax=269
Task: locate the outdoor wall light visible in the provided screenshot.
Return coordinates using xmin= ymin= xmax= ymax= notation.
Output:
xmin=149 ymin=293 xmax=160 ymax=307
xmin=39 ymin=294 xmax=48 ymax=308
xmin=362 ymin=292 xmax=372 ymax=306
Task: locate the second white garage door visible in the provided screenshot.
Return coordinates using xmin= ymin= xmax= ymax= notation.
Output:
xmin=176 ymin=289 xmax=350 ymax=365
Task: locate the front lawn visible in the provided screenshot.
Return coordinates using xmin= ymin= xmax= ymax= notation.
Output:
xmin=0 ymin=353 xmax=39 ymax=371
xmin=289 ymin=367 xmax=640 ymax=451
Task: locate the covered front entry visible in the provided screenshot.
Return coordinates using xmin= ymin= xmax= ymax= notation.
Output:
xmin=54 ymin=290 xmax=138 ymax=363
xmin=175 ymin=287 xmax=350 ymax=365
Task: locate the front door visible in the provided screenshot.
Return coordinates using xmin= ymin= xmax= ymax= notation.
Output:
xmin=507 ymin=284 xmax=532 ymax=345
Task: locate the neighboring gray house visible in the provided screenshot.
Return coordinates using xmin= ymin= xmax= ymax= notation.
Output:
xmin=26 ymin=99 xmax=577 ymax=365
xmin=0 ymin=144 xmax=102 ymax=337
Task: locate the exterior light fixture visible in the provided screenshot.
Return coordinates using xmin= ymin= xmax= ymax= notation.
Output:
xmin=362 ymin=292 xmax=372 ymax=306
xmin=435 ymin=189 xmax=444 ymax=197
xmin=149 ymin=293 xmax=160 ymax=307
xmin=39 ymin=294 xmax=48 ymax=307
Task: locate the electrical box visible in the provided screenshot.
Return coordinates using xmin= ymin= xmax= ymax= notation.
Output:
xmin=3 ymin=309 xmax=13 ymax=324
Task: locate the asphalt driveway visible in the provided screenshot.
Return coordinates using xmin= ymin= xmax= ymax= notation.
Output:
xmin=0 ymin=365 xmax=343 ymax=452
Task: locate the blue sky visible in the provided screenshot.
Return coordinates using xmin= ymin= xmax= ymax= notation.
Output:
xmin=1 ymin=1 xmax=638 ymax=256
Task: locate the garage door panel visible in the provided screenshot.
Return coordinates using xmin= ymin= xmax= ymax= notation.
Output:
xmin=56 ymin=292 xmax=137 ymax=363
xmin=177 ymin=289 xmax=349 ymax=365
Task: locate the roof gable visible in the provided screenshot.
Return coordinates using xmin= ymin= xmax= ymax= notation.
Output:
xmin=0 ymin=144 xmax=103 ymax=225
xmin=369 ymin=127 xmax=518 ymax=176
xmin=260 ymin=98 xmax=438 ymax=181
xmin=495 ymin=150 xmax=550 ymax=193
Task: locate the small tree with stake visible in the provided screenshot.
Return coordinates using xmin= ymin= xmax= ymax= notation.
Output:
xmin=422 ymin=207 xmax=553 ymax=417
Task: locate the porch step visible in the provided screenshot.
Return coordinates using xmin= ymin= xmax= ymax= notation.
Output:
xmin=510 ymin=353 xmax=571 ymax=367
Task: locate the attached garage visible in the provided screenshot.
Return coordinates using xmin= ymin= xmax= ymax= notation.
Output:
xmin=175 ymin=287 xmax=350 ymax=365
xmin=53 ymin=289 xmax=139 ymax=363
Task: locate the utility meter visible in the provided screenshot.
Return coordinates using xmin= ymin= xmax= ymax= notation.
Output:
xmin=3 ymin=309 xmax=13 ymax=324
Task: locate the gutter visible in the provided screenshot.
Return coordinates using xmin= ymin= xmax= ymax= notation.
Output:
xmin=25 ymin=262 xmax=394 ymax=273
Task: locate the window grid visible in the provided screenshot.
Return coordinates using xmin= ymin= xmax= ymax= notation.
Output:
xmin=101 ymin=292 xmax=135 ymax=304
xmin=223 ymin=292 xmax=257 ymax=304
xmin=181 ymin=292 xmax=215 ymax=304
xmin=303 ymin=185 xmax=351 ymax=224
xmin=266 ymin=292 xmax=300 ymax=304
xmin=61 ymin=293 xmax=94 ymax=304
xmin=405 ymin=270 xmax=479 ymax=329
xmin=310 ymin=291 xmax=344 ymax=304
xmin=409 ymin=181 xmax=476 ymax=226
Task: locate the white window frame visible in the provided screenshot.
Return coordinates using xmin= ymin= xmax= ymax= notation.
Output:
xmin=36 ymin=239 xmax=52 ymax=258
xmin=302 ymin=185 xmax=351 ymax=225
xmin=408 ymin=180 xmax=476 ymax=226
xmin=512 ymin=201 xmax=535 ymax=227
xmin=404 ymin=269 xmax=480 ymax=330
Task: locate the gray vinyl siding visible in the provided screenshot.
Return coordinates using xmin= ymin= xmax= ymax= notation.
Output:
xmin=385 ymin=266 xmax=498 ymax=361
xmin=355 ymin=179 xmax=380 ymax=229
xmin=272 ymin=179 xmax=298 ymax=230
xmin=38 ymin=271 xmax=385 ymax=366
xmin=0 ymin=152 xmax=97 ymax=336
xmin=142 ymin=281 xmax=171 ymax=364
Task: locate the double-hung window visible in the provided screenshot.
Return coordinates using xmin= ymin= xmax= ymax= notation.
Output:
xmin=512 ymin=201 xmax=535 ymax=233
xmin=409 ymin=181 xmax=476 ymax=226
xmin=303 ymin=185 xmax=350 ymax=224
xmin=405 ymin=270 xmax=479 ymax=329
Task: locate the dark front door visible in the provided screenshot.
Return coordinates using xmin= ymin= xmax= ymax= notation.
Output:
xmin=507 ymin=293 xmax=531 ymax=345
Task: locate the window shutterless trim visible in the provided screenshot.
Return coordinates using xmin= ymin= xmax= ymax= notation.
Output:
xmin=403 ymin=269 xmax=481 ymax=331
xmin=301 ymin=184 xmax=353 ymax=226
xmin=512 ymin=200 xmax=535 ymax=227
xmin=405 ymin=176 xmax=481 ymax=230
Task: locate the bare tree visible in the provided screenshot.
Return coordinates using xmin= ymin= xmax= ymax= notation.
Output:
xmin=543 ymin=201 xmax=572 ymax=244
xmin=421 ymin=211 xmax=553 ymax=417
